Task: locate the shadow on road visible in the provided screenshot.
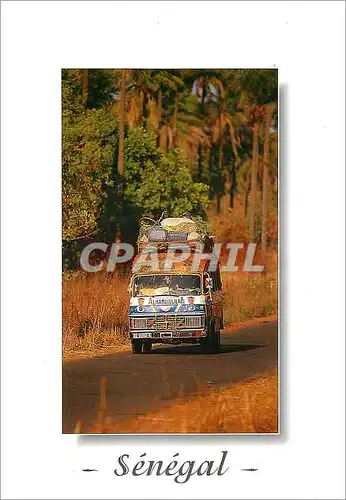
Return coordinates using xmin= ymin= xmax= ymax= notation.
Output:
xmin=151 ymin=343 xmax=266 ymax=356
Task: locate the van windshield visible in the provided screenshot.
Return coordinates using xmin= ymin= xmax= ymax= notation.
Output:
xmin=133 ymin=275 xmax=201 ymax=297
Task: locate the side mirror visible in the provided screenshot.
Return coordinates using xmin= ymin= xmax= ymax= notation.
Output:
xmin=127 ymin=278 xmax=133 ymax=294
xmin=204 ymin=277 xmax=213 ymax=291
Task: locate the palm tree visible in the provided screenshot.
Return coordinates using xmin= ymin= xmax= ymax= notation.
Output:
xmin=261 ymin=103 xmax=275 ymax=266
xmin=209 ymin=75 xmax=240 ymax=213
xmin=159 ymin=89 xmax=210 ymax=161
xmin=125 ymin=70 xmax=156 ymax=128
xmin=159 ymin=107 xmax=210 ymax=161
xmin=248 ymin=108 xmax=262 ymax=241
xmin=125 ymin=70 xmax=185 ymax=147
xmin=194 ymin=75 xmax=208 ymax=182
xmin=117 ymin=69 xmax=126 ymax=176
xmin=192 ymin=70 xmax=222 ymax=182
xmin=239 ymin=69 xmax=278 ymax=242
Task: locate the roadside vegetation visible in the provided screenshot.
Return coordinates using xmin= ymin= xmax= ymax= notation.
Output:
xmin=62 ymin=69 xmax=279 ymax=438
xmin=62 ymin=251 xmax=277 ymax=361
xmin=63 ymin=69 xmax=278 ymax=265
xmin=62 ymin=68 xmax=278 ymax=361
xmin=79 ymin=369 xmax=278 ymax=434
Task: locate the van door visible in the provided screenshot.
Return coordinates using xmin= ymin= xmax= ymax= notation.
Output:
xmin=203 ymin=273 xmax=213 ymax=331
xmin=209 ymin=269 xmax=224 ymax=331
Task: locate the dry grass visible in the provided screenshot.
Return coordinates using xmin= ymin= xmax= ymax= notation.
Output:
xmin=62 ymin=272 xmax=131 ymax=360
xmin=86 ymin=369 xmax=278 ymax=434
xmin=222 ymin=271 xmax=277 ymax=324
xmin=209 ymin=194 xmax=278 ymax=249
xmin=62 ymin=265 xmax=277 ymax=361
xmin=63 ymin=200 xmax=278 ymax=361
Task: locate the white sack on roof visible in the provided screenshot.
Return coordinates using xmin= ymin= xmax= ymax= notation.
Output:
xmin=160 ymin=217 xmax=195 ymax=227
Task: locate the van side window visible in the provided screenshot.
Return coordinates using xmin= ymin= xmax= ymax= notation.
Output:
xmin=210 ymin=272 xmax=215 ymax=290
xmin=203 ymin=273 xmax=209 ymax=293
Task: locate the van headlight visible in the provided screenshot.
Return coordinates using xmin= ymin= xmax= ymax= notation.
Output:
xmin=185 ymin=316 xmax=203 ymax=328
xmin=131 ymin=317 xmax=147 ymax=329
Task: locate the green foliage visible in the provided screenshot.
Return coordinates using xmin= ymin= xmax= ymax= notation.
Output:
xmin=62 ymin=71 xmax=116 ymax=242
xmin=239 ymin=69 xmax=278 ymax=105
xmin=62 ymin=108 xmax=116 ymax=241
xmin=124 ymin=128 xmax=209 ymax=217
xmin=87 ymin=69 xmax=120 ymax=108
xmin=62 ymin=68 xmax=278 ymax=267
xmin=62 ymin=68 xmax=209 ymax=250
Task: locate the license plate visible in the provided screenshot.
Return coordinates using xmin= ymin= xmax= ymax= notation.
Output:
xmin=160 ymin=332 xmax=173 ymax=338
xmin=133 ymin=332 xmax=152 ymax=339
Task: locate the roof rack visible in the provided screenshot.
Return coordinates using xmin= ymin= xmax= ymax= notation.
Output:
xmin=137 ymin=213 xmax=214 ymax=253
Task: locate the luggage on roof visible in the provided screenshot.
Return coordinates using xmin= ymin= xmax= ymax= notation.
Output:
xmin=137 ymin=213 xmax=213 ymax=252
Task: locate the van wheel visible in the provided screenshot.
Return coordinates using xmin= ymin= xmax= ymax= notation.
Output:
xmin=200 ymin=338 xmax=210 ymax=354
xmin=200 ymin=322 xmax=220 ymax=354
xmin=215 ymin=330 xmax=221 ymax=352
xmin=211 ymin=329 xmax=221 ymax=353
xmin=131 ymin=340 xmax=143 ymax=354
xmin=142 ymin=342 xmax=152 ymax=354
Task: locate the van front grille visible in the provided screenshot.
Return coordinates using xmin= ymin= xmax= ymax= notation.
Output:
xmin=130 ymin=315 xmax=204 ymax=330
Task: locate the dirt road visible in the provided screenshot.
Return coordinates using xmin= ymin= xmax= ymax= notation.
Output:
xmin=63 ymin=320 xmax=278 ymax=433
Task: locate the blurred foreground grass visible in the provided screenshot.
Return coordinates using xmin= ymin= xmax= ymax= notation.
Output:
xmin=81 ymin=369 xmax=278 ymax=434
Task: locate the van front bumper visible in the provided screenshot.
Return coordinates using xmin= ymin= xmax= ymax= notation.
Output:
xmin=129 ymin=314 xmax=208 ymax=341
xmin=130 ymin=329 xmax=207 ymax=340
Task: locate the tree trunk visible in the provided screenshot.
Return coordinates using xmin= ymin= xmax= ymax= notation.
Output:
xmin=198 ymin=145 xmax=203 ymax=181
xmin=230 ymin=160 xmax=236 ymax=209
xmin=216 ymin=193 xmax=222 ymax=214
xmin=117 ymin=69 xmax=126 ymax=176
xmin=228 ymin=118 xmax=238 ymax=159
xmin=245 ymin=180 xmax=251 ymax=217
xmin=249 ymin=121 xmax=259 ymax=240
xmin=198 ymin=86 xmax=206 ymax=181
xmin=261 ymin=105 xmax=273 ymax=268
xmin=159 ymin=126 xmax=167 ymax=153
xmin=172 ymin=92 xmax=180 ymax=148
xmin=139 ymin=90 xmax=145 ymax=127
xmin=156 ymin=88 xmax=162 ymax=146
xmin=82 ymin=69 xmax=88 ymax=107
xmin=216 ymin=87 xmax=227 ymax=215
xmin=217 ymin=128 xmax=224 ymax=215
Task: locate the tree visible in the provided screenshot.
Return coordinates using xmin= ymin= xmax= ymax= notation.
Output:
xmin=240 ymin=69 xmax=278 ymax=242
xmin=61 ymin=68 xmax=278 ymax=267
xmin=125 ymin=70 xmax=158 ymax=129
xmin=193 ymin=70 xmax=219 ymax=183
xmin=117 ymin=69 xmax=126 ymax=176
xmin=261 ymin=103 xmax=275 ymax=266
xmin=210 ymin=74 xmax=240 ymax=213
xmin=124 ymin=127 xmax=209 ymax=218
xmin=82 ymin=69 xmax=88 ymax=107
xmin=62 ymin=106 xmax=115 ymax=242
xmin=249 ymin=113 xmax=261 ymax=240
xmin=160 ymin=91 xmax=210 ymax=165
